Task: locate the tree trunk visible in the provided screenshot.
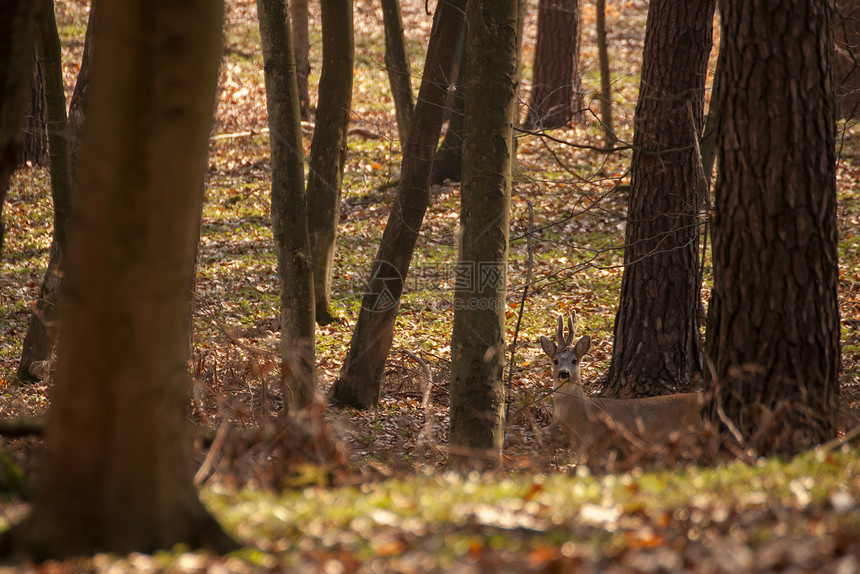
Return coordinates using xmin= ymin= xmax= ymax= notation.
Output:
xmin=67 ymin=0 xmax=96 ymax=185
xmin=258 ymin=0 xmax=316 ymax=410
xmin=603 ymin=0 xmax=714 ymax=399
xmin=834 ymin=0 xmax=860 ymax=118
xmin=431 ymin=35 xmax=466 ymax=185
xmin=21 ymin=59 xmax=49 ymax=167
xmin=381 ymin=0 xmax=414 ymax=145
xmin=0 ymin=0 xmax=36 ymax=256
xmin=0 ymin=0 xmax=236 ymax=559
xmin=699 ymin=36 xmax=723 ymax=186
xmin=706 ymin=0 xmax=840 ymax=455
xmin=16 ymin=0 xmax=75 ymax=384
xmin=289 ymin=0 xmax=311 ymax=120
xmin=306 ymin=0 xmax=354 ymax=326
xmin=595 ymin=0 xmax=615 ymax=147
xmin=330 ymin=0 xmax=467 ymax=409
xmin=525 ymin=0 xmax=582 ymax=129
xmin=448 ymin=0 xmax=519 ymax=472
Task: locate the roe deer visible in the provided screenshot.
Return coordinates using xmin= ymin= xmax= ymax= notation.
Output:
xmin=540 ymin=313 xmax=703 ymax=453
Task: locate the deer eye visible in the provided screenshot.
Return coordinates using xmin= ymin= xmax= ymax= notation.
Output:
xmin=571 ymin=358 xmax=578 ymax=365
xmin=553 ymin=359 xmax=558 ymax=365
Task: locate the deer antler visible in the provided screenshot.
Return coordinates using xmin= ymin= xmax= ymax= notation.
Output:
xmin=554 ymin=311 xmax=578 ymax=348
xmin=565 ymin=313 xmax=577 ymax=347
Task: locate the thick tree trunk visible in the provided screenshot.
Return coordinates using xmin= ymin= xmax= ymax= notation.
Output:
xmin=16 ymin=0 xmax=75 ymax=384
xmin=448 ymin=0 xmax=519 ymax=472
xmin=706 ymin=0 xmax=840 ymax=455
xmin=603 ymin=0 xmax=714 ymax=399
xmin=381 ymin=0 xmax=414 ymax=145
xmin=289 ymin=0 xmax=311 ymax=120
xmin=0 ymin=0 xmax=36 ymax=256
xmin=306 ymin=0 xmax=354 ymax=326
xmin=330 ymin=0 xmax=467 ymax=409
xmin=258 ymin=0 xmax=316 ymax=410
xmin=525 ymin=0 xmax=582 ymax=129
xmin=0 ymin=0 xmax=236 ymax=559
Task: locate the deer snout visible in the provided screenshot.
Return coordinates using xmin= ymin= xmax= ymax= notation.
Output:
xmin=557 ymin=369 xmax=571 ymax=381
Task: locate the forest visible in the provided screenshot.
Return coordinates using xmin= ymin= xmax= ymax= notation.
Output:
xmin=1 ymin=0 xmax=859 ymax=570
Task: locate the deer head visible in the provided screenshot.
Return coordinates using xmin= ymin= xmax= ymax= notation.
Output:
xmin=539 ymin=312 xmax=591 ymax=388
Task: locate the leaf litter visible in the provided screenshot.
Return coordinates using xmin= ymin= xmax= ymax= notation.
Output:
xmin=1 ymin=0 xmax=859 ymax=571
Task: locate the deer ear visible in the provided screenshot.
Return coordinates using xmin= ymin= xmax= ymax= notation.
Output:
xmin=574 ymin=335 xmax=591 ymax=358
xmin=540 ymin=335 xmax=557 ymax=357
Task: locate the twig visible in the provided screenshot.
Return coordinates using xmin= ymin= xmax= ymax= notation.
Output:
xmin=706 ymin=358 xmax=759 ymax=463
xmin=688 ymin=101 xmax=711 ymax=306
xmin=209 ymin=121 xmax=315 ymax=141
xmin=404 ymin=350 xmax=437 ymax=446
xmin=200 ymin=308 xmax=278 ymax=360
xmin=515 ymin=124 xmax=632 ymax=153
xmin=506 ymin=202 xmax=534 ymax=417
xmin=820 ymin=423 xmax=860 ymax=452
xmin=194 ymin=418 xmax=231 ymax=486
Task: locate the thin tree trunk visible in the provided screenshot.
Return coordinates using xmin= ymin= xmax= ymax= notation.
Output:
xmin=699 ymin=34 xmax=723 ymax=187
xmin=595 ymin=0 xmax=615 ymax=147
xmin=258 ymin=0 xmax=316 ymax=410
xmin=706 ymin=0 xmax=840 ymax=455
xmin=289 ymin=0 xmax=311 ymax=120
xmin=603 ymin=0 xmax=714 ymax=399
xmin=330 ymin=0 xmax=467 ymax=409
xmin=0 ymin=0 xmax=37 ymax=256
xmin=448 ymin=0 xmax=519 ymax=472
xmin=67 ymin=0 xmax=96 ymax=185
xmin=525 ymin=0 xmax=582 ymax=129
xmin=306 ymin=0 xmax=354 ymax=326
xmin=381 ymin=0 xmax=414 ymax=145
xmin=834 ymin=0 xmax=860 ymax=118
xmin=431 ymin=33 xmax=466 ymax=185
xmin=16 ymin=0 xmax=74 ymax=384
xmin=0 ymin=0 xmax=236 ymax=559
xmin=21 ymin=59 xmax=49 ymax=166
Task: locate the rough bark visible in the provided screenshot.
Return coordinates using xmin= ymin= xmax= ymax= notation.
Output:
xmin=16 ymin=0 xmax=75 ymax=384
xmin=258 ymin=0 xmax=316 ymax=410
xmin=595 ymin=0 xmax=615 ymax=147
xmin=306 ymin=0 xmax=354 ymax=326
xmin=330 ymin=0 xmax=467 ymax=409
xmin=381 ymin=0 xmax=414 ymax=145
xmin=0 ymin=0 xmax=37 ymax=255
xmin=706 ymin=0 xmax=840 ymax=455
xmin=448 ymin=0 xmax=519 ymax=472
xmin=0 ymin=0 xmax=236 ymax=559
xmin=603 ymin=0 xmax=714 ymax=399
xmin=289 ymin=0 xmax=311 ymax=120
xmin=525 ymin=0 xmax=582 ymax=129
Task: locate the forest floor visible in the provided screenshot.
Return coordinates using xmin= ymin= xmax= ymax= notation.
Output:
xmin=2 ymin=0 xmax=860 ymax=571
